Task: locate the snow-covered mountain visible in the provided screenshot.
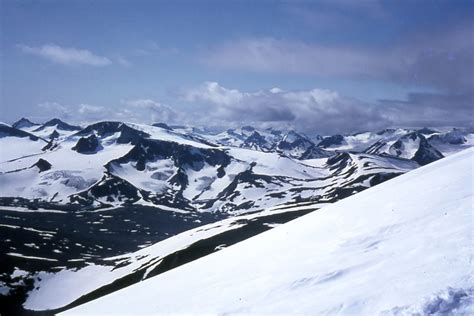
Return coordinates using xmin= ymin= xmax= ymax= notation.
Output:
xmin=428 ymin=128 xmax=474 ymax=155
xmin=364 ymin=131 xmax=444 ymax=165
xmin=0 ymin=120 xmax=426 ymax=214
xmin=11 ymin=118 xmax=40 ymax=130
xmin=1 ymin=118 xmax=473 ymax=315
xmin=0 ymin=119 xmax=471 ymax=231
xmin=275 ymin=130 xmax=315 ymax=158
xmin=19 ymin=118 xmax=82 ymax=141
xmin=240 ymin=131 xmax=274 ymax=152
xmin=62 ymin=147 xmax=474 ymax=315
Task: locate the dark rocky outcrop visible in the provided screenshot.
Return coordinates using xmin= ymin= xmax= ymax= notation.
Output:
xmin=75 ymin=122 xmax=150 ymax=145
xmin=152 ymin=122 xmax=173 ymax=130
xmin=30 ymin=158 xmax=52 ymax=172
xmin=392 ymin=132 xmax=444 ymax=165
xmin=300 ymin=145 xmax=333 ymax=159
xmin=49 ymin=130 xmax=60 ymax=139
xmin=317 ymin=134 xmax=345 ymax=148
xmin=241 ymin=131 xmax=273 ymax=151
xmin=12 ymin=118 xmax=38 ymax=129
xmin=72 ymin=134 xmax=101 ymax=154
xmin=0 ymin=124 xmax=42 ymax=141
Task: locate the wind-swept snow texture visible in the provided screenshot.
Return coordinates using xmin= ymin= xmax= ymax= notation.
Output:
xmin=62 ymin=148 xmax=474 ymax=315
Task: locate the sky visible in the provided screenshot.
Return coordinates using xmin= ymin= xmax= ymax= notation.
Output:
xmin=1 ymin=0 xmax=473 ymax=134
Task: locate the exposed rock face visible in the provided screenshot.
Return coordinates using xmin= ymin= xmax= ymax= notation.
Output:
xmin=49 ymin=130 xmax=60 ymax=139
xmin=152 ymin=123 xmax=173 ymax=130
xmin=365 ymin=132 xmax=444 ymax=166
xmin=74 ymin=122 xmax=150 ymax=145
xmin=429 ymin=129 xmax=467 ymax=145
xmin=31 ymin=158 xmax=52 ymax=172
xmin=42 ymin=139 xmax=59 ymax=151
xmin=12 ymin=118 xmax=38 ymax=129
xmin=417 ymin=127 xmax=439 ymax=135
xmin=391 ymin=132 xmax=444 ymax=165
xmin=299 ymin=146 xmax=333 ymax=159
xmin=276 ymin=131 xmax=315 ymax=158
xmin=317 ymin=134 xmax=345 ymax=148
xmin=0 ymin=124 xmax=42 ymax=141
xmin=240 ymin=131 xmax=273 ymax=152
xmin=72 ymin=134 xmax=101 ymax=154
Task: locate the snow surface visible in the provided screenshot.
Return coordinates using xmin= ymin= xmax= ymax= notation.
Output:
xmin=125 ymin=122 xmax=217 ymax=149
xmin=0 ymin=137 xmax=133 ymax=200
xmin=0 ymin=137 xmax=46 ymax=163
xmin=322 ymin=129 xmax=410 ymax=152
xmin=24 ymin=203 xmax=327 ymax=311
xmin=62 ymin=148 xmax=474 ymax=315
xmin=430 ymin=132 xmax=474 ymax=156
xmin=28 ymin=125 xmax=76 ymax=140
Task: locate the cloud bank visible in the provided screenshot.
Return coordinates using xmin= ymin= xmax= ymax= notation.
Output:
xmin=197 ymin=22 xmax=473 ymax=132
xmin=35 ymin=78 xmax=471 ymax=135
xmin=182 ymin=82 xmax=390 ymax=133
xmin=32 ymin=99 xmax=178 ymax=126
xmin=181 ymin=81 xmax=473 ymax=134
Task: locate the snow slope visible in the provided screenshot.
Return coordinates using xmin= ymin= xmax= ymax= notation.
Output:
xmin=62 ymin=148 xmax=474 ymax=315
xmin=22 ymin=202 xmax=327 ymax=311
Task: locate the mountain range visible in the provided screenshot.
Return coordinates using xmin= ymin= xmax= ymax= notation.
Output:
xmin=0 ymin=117 xmax=472 ymax=315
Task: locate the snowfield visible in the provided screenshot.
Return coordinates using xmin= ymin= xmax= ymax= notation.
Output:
xmin=62 ymin=148 xmax=474 ymax=315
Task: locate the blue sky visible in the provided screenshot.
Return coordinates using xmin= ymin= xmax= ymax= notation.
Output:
xmin=1 ymin=0 xmax=473 ymax=133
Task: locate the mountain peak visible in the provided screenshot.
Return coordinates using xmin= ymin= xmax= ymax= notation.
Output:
xmin=241 ymin=126 xmax=255 ymax=132
xmin=282 ymin=130 xmax=307 ymax=143
xmin=390 ymin=132 xmax=443 ymax=165
xmin=12 ymin=117 xmax=38 ymax=129
xmin=317 ymin=134 xmax=345 ymax=148
xmin=417 ymin=127 xmax=439 ymax=135
xmin=36 ymin=118 xmax=82 ymax=131
xmin=152 ymin=122 xmax=173 ymax=130
xmin=72 ymin=133 xmax=102 ymax=154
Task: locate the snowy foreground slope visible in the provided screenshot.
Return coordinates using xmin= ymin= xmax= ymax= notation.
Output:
xmin=20 ymin=202 xmax=325 ymax=312
xmin=62 ymin=148 xmax=474 ymax=315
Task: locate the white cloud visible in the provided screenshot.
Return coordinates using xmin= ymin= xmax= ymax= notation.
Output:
xmin=38 ymin=101 xmax=68 ymax=114
xmin=76 ymin=104 xmax=108 ymax=121
xmin=183 ymin=81 xmax=244 ymax=105
xmin=181 ymin=82 xmax=390 ymax=133
xmin=32 ymin=84 xmax=472 ymax=134
xmin=78 ymin=104 xmax=105 ymax=114
xmin=20 ymin=44 xmax=111 ymax=66
xmin=122 ymin=99 xmax=178 ymax=123
xmin=202 ymin=22 xmax=473 ymax=93
xmin=35 ymin=102 xmax=105 ymax=122
xmin=181 ymin=81 xmax=474 ymax=133
xmin=201 ymin=38 xmax=387 ymax=78
xmin=33 ymin=99 xmax=179 ymax=125
xmin=115 ymin=56 xmax=132 ymax=67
